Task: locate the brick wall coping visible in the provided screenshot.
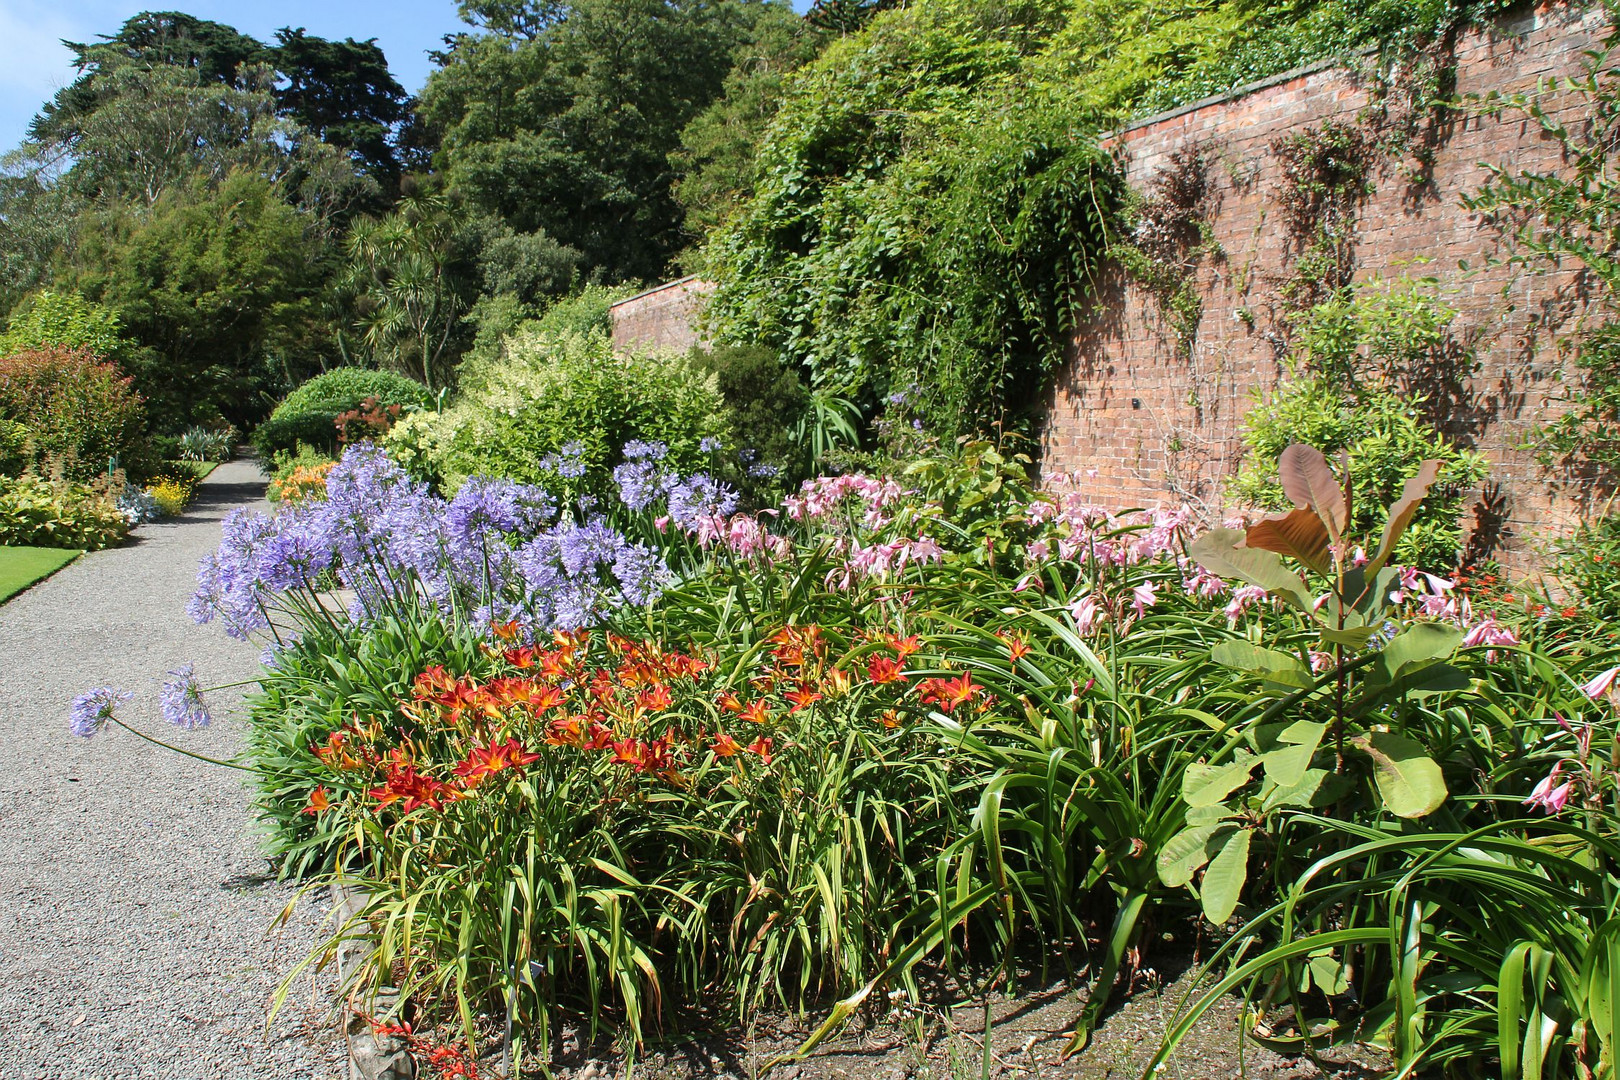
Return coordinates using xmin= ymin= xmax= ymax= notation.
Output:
xmin=1104 ymin=49 xmax=1381 ymax=145
xmin=609 ymin=274 xmax=705 ymax=309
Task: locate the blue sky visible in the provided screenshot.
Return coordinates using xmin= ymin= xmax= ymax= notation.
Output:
xmin=0 ymin=0 xmax=467 ymax=152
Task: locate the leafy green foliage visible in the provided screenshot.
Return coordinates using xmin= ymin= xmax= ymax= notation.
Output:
xmin=689 ymin=344 xmax=812 ymax=491
xmin=703 ymin=0 xmax=1511 ymax=441
xmin=343 ymin=188 xmax=481 ymax=390
xmin=253 ymin=368 xmax=432 ymax=461
xmin=420 ymin=0 xmax=785 ymax=283
xmin=62 ymin=171 xmax=333 ymax=431
xmin=704 ymin=0 xmax=1122 ymax=437
xmin=1233 ymin=279 xmax=1488 ymax=570
xmin=0 ymin=346 xmax=148 ymax=481
xmin=670 ymin=11 xmax=825 ymax=245
xmin=34 ymin=11 xmax=408 ymax=192
xmin=0 ymin=290 xmax=132 ymax=360
xmin=1463 ymin=18 xmax=1620 ymax=469
xmin=1555 ymin=513 xmax=1620 ymax=626
xmin=0 ymin=474 xmax=128 ymax=549
xmin=387 ymin=329 xmax=726 ymax=496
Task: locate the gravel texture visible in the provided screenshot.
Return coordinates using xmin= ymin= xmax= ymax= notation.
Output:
xmin=0 ymin=459 xmax=344 ymax=1079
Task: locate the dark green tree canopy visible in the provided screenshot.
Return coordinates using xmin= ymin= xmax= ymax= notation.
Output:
xmin=31 ymin=11 xmax=408 ymax=186
xmin=421 ymin=0 xmax=794 ymax=283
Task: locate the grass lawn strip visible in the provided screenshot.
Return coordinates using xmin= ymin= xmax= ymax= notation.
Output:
xmin=0 ymin=546 xmax=82 ymax=604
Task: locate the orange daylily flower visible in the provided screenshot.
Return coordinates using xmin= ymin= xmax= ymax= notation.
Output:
xmin=867 ymin=656 xmax=908 ymax=685
xmin=739 ymin=700 xmax=772 ymax=725
xmin=999 ymin=632 xmax=1032 ymax=661
xmin=918 ymin=671 xmax=984 ymax=714
xmin=490 ymin=620 xmax=523 ymax=642
xmin=717 ymin=691 xmax=745 ymax=714
xmin=503 ymin=646 xmax=537 ymax=669
xmin=785 ymin=684 xmax=823 ymax=713
xmin=711 ymin=733 xmax=743 ymax=757
xmin=824 ymin=668 xmax=851 ymax=695
xmin=636 ymin=683 xmax=673 ymax=713
xmin=453 ymin=738 xmax=541 ymax=790
xmin=746 ymin=736 xmax=774 ymax=765
xmin=302 ymin=786 xmax=331 ymax=815
xmin=885 ymin=634 xmax=921 ymax=661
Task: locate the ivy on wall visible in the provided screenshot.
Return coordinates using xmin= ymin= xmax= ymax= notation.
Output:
xmin=702 ymin=0 xmax=1517 ymax=444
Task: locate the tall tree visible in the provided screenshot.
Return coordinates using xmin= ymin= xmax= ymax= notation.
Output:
xmin=420 ymin=0 xmax=790 ymax=283
xmin=271 ymin=28 xmax=409 ymax=187
xmin=61 ymin=171 xmax=328 ymax=425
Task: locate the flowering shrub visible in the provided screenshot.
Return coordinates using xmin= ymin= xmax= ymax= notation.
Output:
xmin=0 ymin=345 xmax=148 ymax=481
xmin=143 ymin=472 xmax=198 ymax=517
xmin=384 ymin=330 xmax=729 ymax=502
xmin=78 ymin=434 xmax=1620 ymax=1076
xmin=252 ymin=368 xmax=432 ymax=461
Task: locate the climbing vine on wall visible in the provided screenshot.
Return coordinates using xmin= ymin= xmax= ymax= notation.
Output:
xmin=1116 ymin=145 xmax=1221 ymax=360
xmin=1462 ymin=13 xmax=1620 ymax=472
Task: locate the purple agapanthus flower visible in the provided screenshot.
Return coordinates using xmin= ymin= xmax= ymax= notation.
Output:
xmin=70 ymin=687 xmax=132 ymax=738
xmin=612 ymin=459 xmax=665 ymax=512
xmin=666 ymin=473 xmax=739 ymax=530
xmin=540 ymin=441 xmax=588 ymax=479
xmin=622 ymin=440 xmax=667 ymax=462
xmin=159 ymin=664 xmax=212 ymax=729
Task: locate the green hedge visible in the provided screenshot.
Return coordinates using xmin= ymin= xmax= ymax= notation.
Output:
xmin=252 ymin=369 xmax=432 ymax=460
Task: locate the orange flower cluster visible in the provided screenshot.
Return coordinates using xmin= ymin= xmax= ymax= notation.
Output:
xmin=305 ymin=623 xmax=995 ymax=820
xmin=269 ymin=460 xmax=336 ymax=505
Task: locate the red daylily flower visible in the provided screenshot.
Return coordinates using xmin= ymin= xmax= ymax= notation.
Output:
xmin=453 ymin=738 xmax=541 ymax=789
xmin=746 ymin=736 xmax=773 ymax=765
xmin=867 ymin=656 xmax=908 ymax=685
xmin=918 ymin=671 xmax=984 ymax=714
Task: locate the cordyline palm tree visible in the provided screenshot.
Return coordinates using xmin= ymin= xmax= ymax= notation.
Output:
xmin=345 ymin=189 xmax=469 ymax=391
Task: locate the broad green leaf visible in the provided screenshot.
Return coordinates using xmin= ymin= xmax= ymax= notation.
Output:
xmin=1380 ymin=622 xmax=1462 ymax=676
xmin=1184 ymin=803 xmax=1232 ymax=826
xmin=1352 ymin=731 xmax=1448 ymax=818
xmin=1157 ymin=824 xmax=1225 ymax=887
xmin=1182 ymin=750 xmax=1258 ymax=807
xmin=1262 ymin=721 xmax=1327 ymax=787
xmin=1262 ymin=767 xmax=1330 ymax=811
xmin=1308 ymin=950 xmax=1350 ymax=996
xmin=1319 ymin=625 xmax=1381 ymax=649
xmin=1200 ymin=828 xmax=1251 ymax=924
xmin=1211 ymin=640 xmax=1314 ymax=688
xmin=1188 ymin=529 xmax=1315 ymax=612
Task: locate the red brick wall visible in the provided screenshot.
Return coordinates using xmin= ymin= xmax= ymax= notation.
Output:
xmin=609 ymin=276 xmax=714 ymax=355
xmin=1041 ymin=2 xmax=1611 ymax=569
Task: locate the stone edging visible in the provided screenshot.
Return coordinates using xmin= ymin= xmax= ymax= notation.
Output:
xmin=332 ymin=882 xmax=419 ymax=1080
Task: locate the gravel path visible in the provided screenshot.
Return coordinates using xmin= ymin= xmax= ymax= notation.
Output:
xmin=0 ymin=459 xmax=344 ymax=1079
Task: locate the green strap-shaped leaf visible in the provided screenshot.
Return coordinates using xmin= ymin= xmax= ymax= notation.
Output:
xmin=1200 ymin=828 xmax=1251 ymax=925
xmin=1352 ymin=731 xmax=1448 ymax=818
